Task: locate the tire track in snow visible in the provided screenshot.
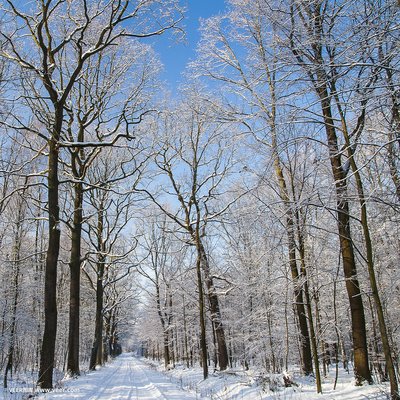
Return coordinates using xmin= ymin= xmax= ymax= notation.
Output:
xmin=126 ymin=356 xmax=169 ymax=400
xmin=86 ymin=357 xmax=125 ymax=400
xmin=40 ymin=353 xmax=197 ymax=400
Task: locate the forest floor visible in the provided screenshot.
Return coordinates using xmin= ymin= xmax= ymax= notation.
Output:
xmin=0 ymin=353 xmax=392 ymax=399
xmin=143 ymin=357 xmax=391 ymax=399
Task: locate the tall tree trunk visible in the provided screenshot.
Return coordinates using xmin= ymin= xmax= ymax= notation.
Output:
xmin=272 ymin=145 xmax=313 ymax=376
xmin=34 ymin=191 xmax=44 ymax=371
xmin=289 ymin=164 xmax=321 ymax=388
xmin=284 ymin=284 xmax=290 ymax=372
xmin=196 ymin=252 xmax=208 ymax=379
xmin=317 ymin=84 xmax=372 ymax=385
xmin=90 ymin=200 xmax=106 ymax=370
xmin=334 ymin=90 xmax=399 ymax=398
xmin=368 ymin=297 xmax=386 ymax=382
xmin=3 ymin=212 xmax=23 ymax=388
xmin=39 ymin=126 xmax=62 ymax=389
xmin=289 ymin=2 xmax=371 ymax=385
xmin=170 ymin=326 xmax=175 ymax=367
xmin=109 ymin=310 xmax=119 ymax=357
xmin=182 ymin=294 xmax=190 ymax=368
xmin=296 ymin=215 xmax=322 ymax=392
xmin=211 ymin=321 xmax=218 ymax=370
xmin=89 ymin=259 xmax=105 ymax=370
xmin=266 ymin=309 xmax=276 ymax=373
xmin=67 ymin=181 xmax=83 ymax=376
xmin=103 ymin=315 xmax=110 ymax=363
xmin=287 ymin=217 xmax=313 ymax=376
xmin=386 ymin=135 xmax=400 ymax=203
xmin=168 ymin=289 xmax=174 ymax=367
xmin=385 ymin=66 xmax=400 ymax=202
xmin=153 ymin=271 xmax=171 ymax=368
xmin=385 ymin=66 xmax=400 ymax=151
xmin=198 ymin=241 xmax=229 ymax=371
xmin=163 ymin=331 xmax=171 ymax=368
xmin=333 ymin=259 xmax=340 ymax=390
xmin=364 ymin=222 xmax=398 ymax=389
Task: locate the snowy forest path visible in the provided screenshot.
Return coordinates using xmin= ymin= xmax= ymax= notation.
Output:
xmin=39 ymin=353 xmax=197 ymax=400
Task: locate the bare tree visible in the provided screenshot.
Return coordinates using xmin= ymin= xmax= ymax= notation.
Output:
xmin=140 ymin=95 xmax=242 ymax=377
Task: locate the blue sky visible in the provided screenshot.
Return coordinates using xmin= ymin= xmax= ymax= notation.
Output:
xmin=11 ymin=0 xmax=226 ymax=92
xmin=152 ymin=0 xmax=227 ymax=90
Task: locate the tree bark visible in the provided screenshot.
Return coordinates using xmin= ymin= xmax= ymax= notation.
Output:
xmin=272 ymin=145 xmax=313 ymax=376
xmin=159 ymin=301 xmax=171 ymax=368
xmin=67 ymin=181 xmax=83 ymax=376
xmin=385 ymin=67 xmax=400 ymax=202
xmin=38 ymin=126 xmax=62 ymax=389
xmin=288 ymin=2 xmax=372 ymax=383
xmin=90 ymin=205 xmax=106 ymax=370
xmin=297 ymin=216 xmax=322 ymax=392
xmin=317 ymin=85 xmax=372 ymax=385
xmin=3 ymin=213 xmax=23 ymax=388
xmin=38 ymin=139 xmax=61 ymax=389
xmin=89 ymin=259 xmax=105 ymax=370
xmin=182 ymin=294 xmax=190 ymax=368
xmin=198 ymin=241 xmax=229 ymax=371
xmin=333 ymin=87 xmax=399 ymax=398
xmin=196 ymin=252 xmax=208 ymax=379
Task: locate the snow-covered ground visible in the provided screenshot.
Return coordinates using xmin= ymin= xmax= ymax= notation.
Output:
xmin=140 ymin=357 xmax=391 ymax=400
xmin=1 ymin=354 xmax=196 ymax=400
xmin=1 ymin=354 xmax=391 ymax=399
